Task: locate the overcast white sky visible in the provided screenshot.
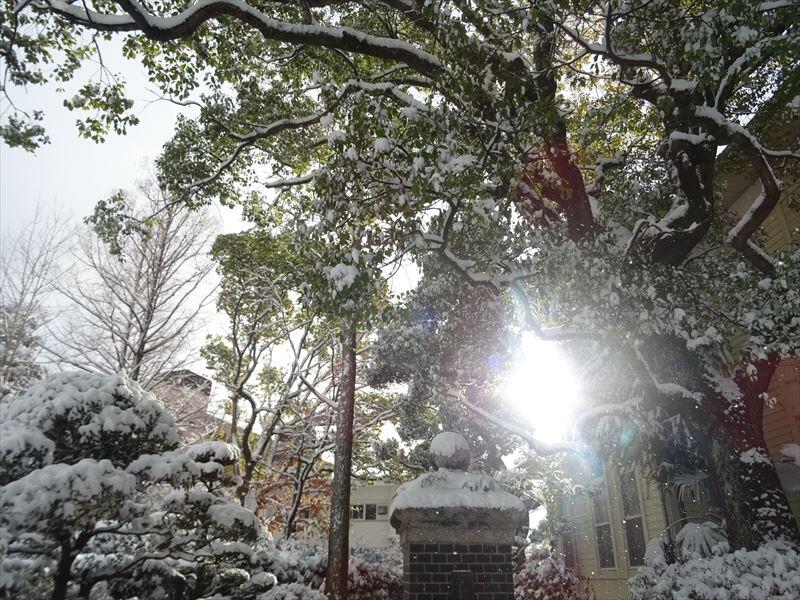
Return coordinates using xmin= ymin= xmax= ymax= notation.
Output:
xmin=0 ymin=39 xmax=420 ymax=297
xmin=0 ymin=40 xmax=250 ymax=237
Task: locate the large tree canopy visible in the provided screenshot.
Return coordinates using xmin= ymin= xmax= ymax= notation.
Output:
xmin=4 ymin=0 xmax=800 ymax=551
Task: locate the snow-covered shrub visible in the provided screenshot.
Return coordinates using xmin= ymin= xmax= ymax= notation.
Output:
xmin=0 ymin=372 xmax=272 ymax=600
xmin=347 ymin=554 xmax=402 ymax=600
xmin=256 ymin=534 xmax=402 ymax=599
xmin=352 ymin=537 xmax=403 ymax=573
xmin=255 ymin=532 xmax=327 ymax=587
xmin=258 ymin=582 xmax=327 ymax=600
xmin=2 ymin=371 xmax=177 ymax=466
xmin=629 ymin=545 xmax=800 ymax=599
xmin=675 ymin=521 xmax=728 ymax=558
xmin=514 ymin=548 xmax=585 ymax=600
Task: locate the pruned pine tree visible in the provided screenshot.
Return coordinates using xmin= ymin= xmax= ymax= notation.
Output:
xmin=51 ymin=182 xmax=216 ymax=390
xmin=6 ymin=0 xmax=800 ymax=556
xmin=0 ymin=372 xmax=268 ymax=600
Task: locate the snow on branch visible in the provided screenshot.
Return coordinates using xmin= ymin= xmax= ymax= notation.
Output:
xmin=37 ymin=0 xmax=444 ymax=74
xmin=183 ymin=78 xmax=431 ymax=197
xmin=693 ymin=106 xmax=787 ymax=272
xmin=634 ymin=348 xmax=703 ymax=402
xmin=551 ymin=13 xmax=672 ymax=84
xmin=451 ymin=391 xmax=584 ymax=456
xmin=262 ymin=173 xmax=316 ymax=188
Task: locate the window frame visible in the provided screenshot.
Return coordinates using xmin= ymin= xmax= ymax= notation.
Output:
xmin=619 ymin=473 xmax=646 ymax=567
xmin=592 ymin=475 xmax=616 ymax=570
xmin=562 ymin=525 xmax=577 ymax=569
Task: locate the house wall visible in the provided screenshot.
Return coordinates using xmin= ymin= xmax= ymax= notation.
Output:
xmin=764 ymin=358 xmax=800 ymax=528
xmin=728 ymin=177 xmax=799 ymax=254
xmin=564 ymin=465 xmax=670 ymax=600
xmin=764 ymin=359 xmax=800 ymax=460
xmin=349 ymin=484 xmax=398 ymax=550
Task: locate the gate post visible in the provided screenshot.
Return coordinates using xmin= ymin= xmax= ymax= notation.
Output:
xmin=390 ymin=432 xmax=527 ymax=600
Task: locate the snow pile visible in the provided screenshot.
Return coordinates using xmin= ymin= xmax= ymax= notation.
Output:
xmin=324 ymin=262 xmax=359 ymax=291
xmin=741 ymin=447 xmax=772 ymax=465
xmin=390 ymin=469 xmax=526 ymax=516
xmin=259 ymin=582 xmax=327 ymax=600
xmin=186 ymin=440 xmax=241 ymax=465
xmin=0 ymin=420 xmax=54 ymax=484
xmin=1 ymin=458 xmax=135 ymax=527
xmin=777 ymin=444 xmax=800 ymax=493
xmin=127 ymin=450 xmax=204 ymax=485
xmin=430 ymin=431 xmax=468 ymax=457
xmin=629 ymin=545 xmax=800 ymax=600
xmin=208 ymin=502 xmax=261 ymax=529
xmin=781 ymin=443 xmax=800 ymax=464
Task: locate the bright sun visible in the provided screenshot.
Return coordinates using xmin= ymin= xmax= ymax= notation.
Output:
xmin=501 ymin=331 xmax=581 ymax=445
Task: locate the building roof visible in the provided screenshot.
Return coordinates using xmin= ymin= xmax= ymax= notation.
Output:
xmin=159 ymin=369 xmax=213 ymax=393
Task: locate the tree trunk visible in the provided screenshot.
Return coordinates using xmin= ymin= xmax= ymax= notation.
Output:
xmin=706 ymin=399 xmax=800 ymax=549
xmin=51 ymin=539 xmax=73 ymax=600
xmin=637 ymin=336 xmax=800 ymax=550
xmin=325 ymin=324 xmax=357 ymax=600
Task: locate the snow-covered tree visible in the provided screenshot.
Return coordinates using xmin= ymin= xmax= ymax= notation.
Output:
xmin=0 ymin=372 xmax=273 ymax=600
xmin=367 ymin=252 xmax=524 ymax=473
xmin=206 ymin=228 xmax=394 ymax=546
xmin=5 ymin=0 xmax=800 ymax=557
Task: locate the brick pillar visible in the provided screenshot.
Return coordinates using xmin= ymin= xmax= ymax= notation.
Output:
xmin=404 ymin=542 xmax=514 ymax=600
xmin=390 ymin=433 xmax=527 ymax=600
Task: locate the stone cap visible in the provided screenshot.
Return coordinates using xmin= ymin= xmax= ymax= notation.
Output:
xmin=389 ymin=469 xmax=527 ymax=532
xmin=430 ymin=431 xmax=471 ymax=470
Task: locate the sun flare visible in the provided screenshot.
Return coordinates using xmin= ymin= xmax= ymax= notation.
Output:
xmin=502 ymin=332 xmax=581 ymax=445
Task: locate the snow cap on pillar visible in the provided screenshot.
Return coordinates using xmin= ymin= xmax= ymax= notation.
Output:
xmin=389 ymin=431 xmax=527 ymax=532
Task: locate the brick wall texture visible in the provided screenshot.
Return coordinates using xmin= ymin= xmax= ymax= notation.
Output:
xmin=403 ymin=542 xmax=514 ymax=600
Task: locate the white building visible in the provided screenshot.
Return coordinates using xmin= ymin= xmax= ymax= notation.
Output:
xmin=349 ymin=484 xmax=399 ymax=550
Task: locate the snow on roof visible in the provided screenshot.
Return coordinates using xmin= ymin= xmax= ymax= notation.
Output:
xmin=389 ymin=469 xmax=526 ymax=519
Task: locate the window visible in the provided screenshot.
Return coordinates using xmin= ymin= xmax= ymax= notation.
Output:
xmin=620 ymin=474 xmax=646 ymax=567
xmin=350 ymin=503 xmax=377 ymax=520
xmin=592 ymin=477 xmax=615 ymax=568
xmin=377 ymin=504 xmax=388 ymax=515
xmin=561 ymin=498 xmax=577 ymax=569
xmin=562 ymin=527 xmax=577 ymax=568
